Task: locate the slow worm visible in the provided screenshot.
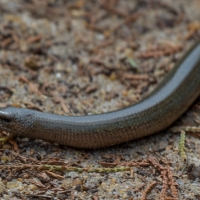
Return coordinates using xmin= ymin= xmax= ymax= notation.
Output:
xmin=0 ymin=41 xmax=200 ymax=149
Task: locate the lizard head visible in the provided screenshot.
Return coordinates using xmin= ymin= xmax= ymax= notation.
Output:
xmin=0 ymin=107 xmax=33 ymax=135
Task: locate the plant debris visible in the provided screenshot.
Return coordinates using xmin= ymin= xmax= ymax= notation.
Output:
xmin=0 ymin=0 xmax=200 ymax=199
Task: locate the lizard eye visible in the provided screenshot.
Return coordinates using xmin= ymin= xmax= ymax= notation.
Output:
xmin=0 ymin=116 xmax=11 ymax=123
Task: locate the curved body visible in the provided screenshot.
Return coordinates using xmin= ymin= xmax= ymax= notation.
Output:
xmin=0 ymin=41 xmax=200 ymax=148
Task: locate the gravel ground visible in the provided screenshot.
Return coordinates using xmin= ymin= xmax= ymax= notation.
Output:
xmin=0 ymin=0 xmax=200 ymax=199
